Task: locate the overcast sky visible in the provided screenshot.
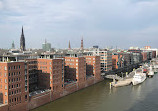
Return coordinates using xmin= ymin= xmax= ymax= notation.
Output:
xmin=0 ymin=0 xmax=158 ymax=49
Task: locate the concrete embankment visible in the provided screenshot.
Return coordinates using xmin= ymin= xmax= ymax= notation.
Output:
xmin=111 ymin=68 xmax=142 ymax=87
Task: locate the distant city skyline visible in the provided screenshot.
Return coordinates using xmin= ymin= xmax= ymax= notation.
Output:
xmin=0 ymin=0 xmax=158 ymax=49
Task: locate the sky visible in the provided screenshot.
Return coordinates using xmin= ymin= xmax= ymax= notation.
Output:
xmin=0 ymin=0 xmax=158 ymax=49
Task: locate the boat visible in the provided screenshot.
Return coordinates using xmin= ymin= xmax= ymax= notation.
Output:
xmin=148 ymin=66 xmax=154 ymax=77
xmin=132 ymin=71 xmax=146 ymax=85
xmin=153 ymin=65 xmax=158 ymax=74
xmin=111 ymin=78 xmax=132 ymax=87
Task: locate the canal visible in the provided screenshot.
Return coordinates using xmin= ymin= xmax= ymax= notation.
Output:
xmin=32 ymin=74 xmax=158 ymax=111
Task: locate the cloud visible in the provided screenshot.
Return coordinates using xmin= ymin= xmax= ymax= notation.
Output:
xmin=0 ymin=1 xmax=3 ymax=9
xmin=0 ymin=0 xmax=158 ymax=49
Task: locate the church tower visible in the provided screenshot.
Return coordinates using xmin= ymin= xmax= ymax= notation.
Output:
xmin=81 ymin=37 xmax=83 ymax=50
xmin=20 ymin=26 xmax=26 ymax=51
xmin=68 ymin=40 xmax=71 ymax=49
xmin=12 ymin=41 xmax=15 ymax=49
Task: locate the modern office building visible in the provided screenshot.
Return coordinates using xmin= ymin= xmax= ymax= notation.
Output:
xmin=85 ymin=48 xmax=112 ymax=72
xmin=42 ymin=40 xmax=51 ymax=51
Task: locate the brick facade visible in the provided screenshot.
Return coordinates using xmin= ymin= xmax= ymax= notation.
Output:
xmin=0 ymin=56 xmax=103 ymax=111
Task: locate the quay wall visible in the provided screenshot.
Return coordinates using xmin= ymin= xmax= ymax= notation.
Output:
xmin=63 ymin=82 xmax=78 ymax=96
xmin=0 ymin=78 xmax=103 ymax=111
xmin=0 ymin=104 xmax=8 ymax=111
xmin=28 ymin=77 xmax=103 ymax=110
xmin=28 ymin=91 xmax=51 ymax=110
xmin=85 ymin=77 xmax=95 ymax=87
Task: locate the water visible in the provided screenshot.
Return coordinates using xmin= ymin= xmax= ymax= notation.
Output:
xmin=32 ymin=74 xmax=158 ymax=111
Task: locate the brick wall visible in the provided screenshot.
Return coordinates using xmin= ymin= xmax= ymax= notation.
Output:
xmin=0 ymin=104 xmax=8 ymax=111
xmin=85 ymin=76 xmax=94 ymax=87
xmin=28 ymin=90 xmax=51 ymax=110
xmin=63 ymin=82 xmax=77 ymax=96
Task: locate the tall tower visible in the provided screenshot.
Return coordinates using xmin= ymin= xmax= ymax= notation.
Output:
xmin=20 ymin=26 xmax=26 ymax=51
xmin=12 ymin=41 xmax=15 ymax=49
xmin=68 ymin=40 xmax=71 ymax=49
xmin=81 ymin=37 xmax=83 ymax=50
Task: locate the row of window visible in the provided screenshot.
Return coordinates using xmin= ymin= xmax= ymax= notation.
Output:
xmin=9 ymin=83 xmax=21 ymax=90
xmin=9 ymin=96 xmax=22 ymax=104
xmin=9 ymin=77 xmax=21 ymax=83
xmin=39 ymin=61 xmax=61 ymax=65
xmin=9 ymin=65 xmax=21 ymax=70
xmin=28 ymin=61 xmax=37 ymax=64
xmin=65 ymin=59 xmax=78 ymax=62
xmin=39 ymin=61 xmax=48 ymax=65
xmin=0 ymin=72 xmax=7 ymax=77
xmin=0 ymin=79 xmax=7 ymax=83
xmin=29 ymin=66 xmax=37 ymax=69
xmin=9 ymin=89 xmax=21 ymax=95
xmin=9 ymin=72 xmax=21 ymax=77
xmin=86 ymin=58 xmax=95 ymax=60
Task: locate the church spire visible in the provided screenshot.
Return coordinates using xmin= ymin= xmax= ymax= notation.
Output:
xmin=12 ymin=41 xmax=15 ymax=49
xmin=81 ymin=36 xmax=83 ymax=50
xmin=68 ymin=40 xmax=71 ymax=50
xmin=20 ymin=26 xmax=26 ymax=51
xmin=22 ymin=26 xmax=24 ymax=36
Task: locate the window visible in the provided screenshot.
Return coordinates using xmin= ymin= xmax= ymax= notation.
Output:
xmin=5 ymin=92 xmax=7 ymax=96
xmin=4 ymin=66 xmax=7 ymax=70
xmin=5 ymin=85 xmax=7 ymax=90
xmin=5 ymin=73 xmax=7 ymax=77
xmin=25 ymin=87 xmax=27 ymax=91
xmin=25 ymin=95 xmax=27 ymax=99
xmin=9 ymin=73 xmax=10 ymax=76
xmin=5 ymin=79 xmax=7 ymax=83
